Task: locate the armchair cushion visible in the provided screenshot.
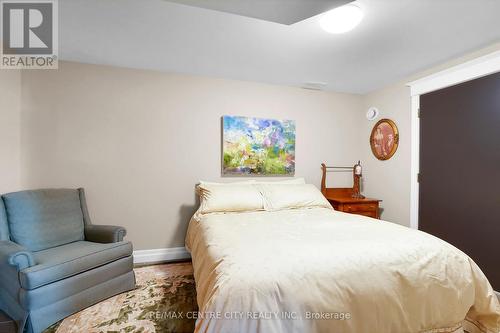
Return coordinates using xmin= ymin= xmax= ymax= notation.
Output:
xmin=2 ymin=189 xmax=85 ymax=251
xmin=19 ymin=240 xmax=132 ymax=290
xmin=0 ymin=240 xmax=36 ymax=271
xmin=85 ymin=225 xmax=127 ymax=243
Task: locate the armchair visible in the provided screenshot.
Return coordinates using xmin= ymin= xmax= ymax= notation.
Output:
xmin=0 ymin=188 xmax=136 ymax=333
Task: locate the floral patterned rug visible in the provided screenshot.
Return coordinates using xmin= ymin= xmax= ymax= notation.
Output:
xmin=44 ymin=262 xmax=197 ymax=333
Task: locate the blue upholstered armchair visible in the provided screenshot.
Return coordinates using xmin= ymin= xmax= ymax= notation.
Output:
xmin=0 ymin=188 xmax=136 ymax=333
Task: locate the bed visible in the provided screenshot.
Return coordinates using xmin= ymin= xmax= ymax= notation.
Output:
xmin=185 ymin=181 xmax=500 ymax=333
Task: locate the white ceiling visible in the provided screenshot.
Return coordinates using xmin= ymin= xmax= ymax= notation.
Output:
xmin=60 ymin=0 xmax=500 ymax=94
xmin=164 ymin=0 xmax=352 ymax=24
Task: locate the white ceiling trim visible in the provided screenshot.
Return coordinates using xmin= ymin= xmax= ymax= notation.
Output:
xmin=407 ymin=50 xmax=500 ymax=96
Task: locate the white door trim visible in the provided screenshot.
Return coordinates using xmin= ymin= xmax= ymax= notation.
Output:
xmin=406 ymin=50 xmax=500 ymax=230
xmin=409 ymin=95 xmax=420 ymax=230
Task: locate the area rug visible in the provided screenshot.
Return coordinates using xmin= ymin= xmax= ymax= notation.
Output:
xmin=44 ymin=262 xmax=197 ymax=333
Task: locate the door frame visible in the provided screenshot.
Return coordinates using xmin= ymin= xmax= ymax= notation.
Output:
xmin=406 ymin=50 xmax=500 ymax=230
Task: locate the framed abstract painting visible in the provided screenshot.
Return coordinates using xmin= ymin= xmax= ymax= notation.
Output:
xmin=222 ymin=116 xmax=296 ymax=176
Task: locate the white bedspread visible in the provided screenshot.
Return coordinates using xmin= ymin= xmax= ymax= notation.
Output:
xmin=185 ymin=207 xmax=500 ymax=333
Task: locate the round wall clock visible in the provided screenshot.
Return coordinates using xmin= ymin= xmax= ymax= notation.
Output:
xmin=370 ymin=119 xmax=399 ymax=160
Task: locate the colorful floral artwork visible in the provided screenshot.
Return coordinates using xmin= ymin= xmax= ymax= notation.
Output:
xmin=222 ymin=116 xmax=295 ymax=175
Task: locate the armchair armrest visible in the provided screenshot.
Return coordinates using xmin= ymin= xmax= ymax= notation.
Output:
xmin=84 ymin=225 xmax=127 ymax=243
xmin=0 ymin=240 xmax=36 ymax=271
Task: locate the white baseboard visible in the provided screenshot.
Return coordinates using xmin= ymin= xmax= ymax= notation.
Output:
xmin=133 ymin=247 xmax=191 ymax=264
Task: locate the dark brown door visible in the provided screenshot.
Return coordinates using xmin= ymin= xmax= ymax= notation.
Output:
xmin=419 ymin=72 xmax=500 ymax=290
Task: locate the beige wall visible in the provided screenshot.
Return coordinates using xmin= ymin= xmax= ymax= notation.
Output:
xmin=20 ymin=61 xmax=363 ymax=250
xmin=0 ymin=70 xmax=21 ymax=193
xmin=9 ymin=43 xmax=500 ymax=248
xmin=361 ymin=84 xmax=411 ymax=225
xmin=360 ymin=42 xmax=500 ymax=227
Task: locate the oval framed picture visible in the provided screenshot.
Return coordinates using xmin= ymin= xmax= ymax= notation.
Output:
xmin=370 ymin=119 xmax=399 ymax=160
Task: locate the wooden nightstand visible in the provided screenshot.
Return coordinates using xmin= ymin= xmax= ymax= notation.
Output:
xmin=325 ymin=195 xmax=381 ymax=219
xmin=320 ymin=162 xmax=382 ymax=219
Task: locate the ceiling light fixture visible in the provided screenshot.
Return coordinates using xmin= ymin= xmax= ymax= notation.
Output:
xmin=320 ymin=4 xmax=364 ymax=34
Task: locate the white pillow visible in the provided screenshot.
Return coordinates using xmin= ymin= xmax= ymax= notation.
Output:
xmin=258 ymin=184 xmax=332 ymax=211
xmin=198 ymin=183 xmax=264 ymax=213
xmin=199 ymin=180 xmax=256 ymax=185
xmin=254 ymin=178 xmax=306 ymax=185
